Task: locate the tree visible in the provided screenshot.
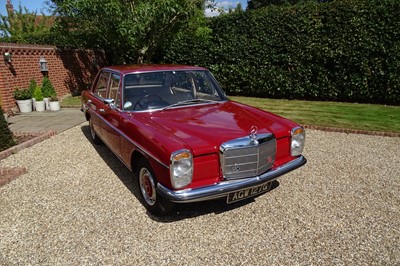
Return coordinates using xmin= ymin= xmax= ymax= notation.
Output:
xmin=235 ymin=3 xmax=244 ymax=12
xmin=0 ymin=4 xmax=53 ymax=44
xmin=49 ymin=0 xmax=211 ymax=64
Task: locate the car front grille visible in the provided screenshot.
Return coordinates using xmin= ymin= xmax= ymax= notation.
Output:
xmin=220 ymin=133 xmax=276 ymax=180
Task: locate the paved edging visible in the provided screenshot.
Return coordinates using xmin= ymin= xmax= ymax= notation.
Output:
xmin=0 ymin=131 xmax=57 ymax=161
xmin=0 ymin=167 xmax=27 ymax=187
xmin=302 ymin=125 xmax=400 ymax=138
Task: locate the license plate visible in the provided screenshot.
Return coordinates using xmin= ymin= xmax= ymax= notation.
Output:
xmin=227 ymin=182 xmax=271 ymax=204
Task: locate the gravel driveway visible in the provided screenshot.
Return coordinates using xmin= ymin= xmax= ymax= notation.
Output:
xmin=1 ymin=124 xmax=399 ymax=265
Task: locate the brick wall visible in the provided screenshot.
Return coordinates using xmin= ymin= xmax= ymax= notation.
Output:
xmin=0 ymin=43 xmax=107 ymax=112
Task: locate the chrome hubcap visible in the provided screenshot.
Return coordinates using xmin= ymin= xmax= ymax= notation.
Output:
xmin=139 ymin=168 xmax=156 ymax=206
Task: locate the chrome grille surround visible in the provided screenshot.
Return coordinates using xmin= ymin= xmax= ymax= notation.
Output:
xmin=220 ymin=133 xmax=276 ymax=180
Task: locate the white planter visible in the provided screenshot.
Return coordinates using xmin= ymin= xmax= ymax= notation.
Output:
xmin=49 ymin=101 xmax=60 ymax=111
xmin=44 ymin=98 xmax=50 ymax=110
xmin=16 ymin=99 xmax=33 ymax=113
xmin=34 ymin=101 xmax=46 ymax=112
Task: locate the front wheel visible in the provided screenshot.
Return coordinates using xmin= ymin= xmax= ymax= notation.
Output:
xmin=136 ymin=158 xmax=175 ymax=216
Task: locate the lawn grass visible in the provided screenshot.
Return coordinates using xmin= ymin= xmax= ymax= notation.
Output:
xmin=62 ymin=95 xmax=400 ymax=133
xmin=61 ymin=96 xmax=81 ymax=107
xmin=231 ymin=96 xmax=400 ymax=133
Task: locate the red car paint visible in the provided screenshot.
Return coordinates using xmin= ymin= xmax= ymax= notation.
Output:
xmin=82 ymin=65 xmax=306 ymax=211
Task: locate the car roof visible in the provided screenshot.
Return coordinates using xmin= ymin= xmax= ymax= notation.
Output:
xmin=100 ymin=64 xmax=208 ymax=75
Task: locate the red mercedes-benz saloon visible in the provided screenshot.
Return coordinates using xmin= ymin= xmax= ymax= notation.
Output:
xmin=82 ymin=65 xmax=306 ymax=215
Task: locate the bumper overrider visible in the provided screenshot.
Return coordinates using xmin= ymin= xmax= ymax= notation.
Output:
xmin=157 ymin=155 xmax=306 ymax=203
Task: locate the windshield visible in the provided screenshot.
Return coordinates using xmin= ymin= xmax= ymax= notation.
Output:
xmin=122 ymin=70 xmax=226 ymax=111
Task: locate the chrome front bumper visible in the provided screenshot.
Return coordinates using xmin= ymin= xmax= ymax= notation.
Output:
xmin=157 ymin=155 xmax=306 ymax=203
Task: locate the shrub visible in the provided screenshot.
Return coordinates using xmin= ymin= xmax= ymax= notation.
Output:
xmin=33 ymin=85 xmax=44 ymax=101
xmin=164 ymin=0 xmax=400 ymax=105
xmin=0 ymin=107 xmax=15 ymax=152
xmin=13 ymin=88 xmax=31 ymax=100
xmin=50 ymin=95 xmax=59 ymax=101
xmin=41 ymin=76 xmax=56 ymax=98
xmin=28 ymin=79 xmax=37 ymax=98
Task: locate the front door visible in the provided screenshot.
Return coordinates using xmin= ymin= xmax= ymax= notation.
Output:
xmin=90 ymin=71 xmax=111 ymax=141
xmin=101 ymin=73 xmax=122 ymax=155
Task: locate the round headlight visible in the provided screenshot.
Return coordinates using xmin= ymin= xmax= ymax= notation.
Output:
xmin=291 ymin=126 xmax=305 ymax=156
xmin=170 ymin=149 xmax=193 ymax=189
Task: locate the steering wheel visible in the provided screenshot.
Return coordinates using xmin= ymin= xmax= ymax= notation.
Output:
xmin=133 ymin=95 xmax=164 ymax=110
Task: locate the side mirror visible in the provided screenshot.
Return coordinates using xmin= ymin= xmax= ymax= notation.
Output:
xmin=123 ymin=101 xmax=132 ymax=110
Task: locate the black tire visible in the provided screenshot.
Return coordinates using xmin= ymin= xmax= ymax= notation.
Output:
xmin=89 ymin=117 xmax=103 ymax=145
xmin=135 ymin=158 xmax=175 ymax=216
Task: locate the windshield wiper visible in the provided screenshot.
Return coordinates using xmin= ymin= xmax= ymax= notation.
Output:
xmin=161 ymin=99 xmax=220 ymax=111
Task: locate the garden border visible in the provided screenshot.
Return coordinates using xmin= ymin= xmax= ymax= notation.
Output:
xmin=0 ymin=131 xmax=57 ymax=187
xmin=302 ymin=125 xmax=400 ymax=138
xmin=0 ymin=130 xmax=57 ymax=161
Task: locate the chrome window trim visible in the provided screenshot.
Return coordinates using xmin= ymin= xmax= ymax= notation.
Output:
xmin=120 ymin=70 xmax=228 ymax=112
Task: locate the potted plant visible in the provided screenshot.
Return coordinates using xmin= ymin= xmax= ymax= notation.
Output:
xmin=33 ymin=85 xmax=45 ymax=112
xmin=13 ymin=88 xmax=32 ymax=113
xmin=49 ymin=95 xmax=60 ymax=111
xmin=41 ymin=77 xmax=56 ymax=110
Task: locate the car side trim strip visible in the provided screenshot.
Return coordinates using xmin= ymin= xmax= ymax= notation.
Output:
xmin=91 ymin=111 xmax=169 ymax=169
xmin=157 ymin=155 xmax=306 ymax=203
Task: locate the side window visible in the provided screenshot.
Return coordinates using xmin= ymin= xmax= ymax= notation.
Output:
xmin=171 ymin=72 xmax=194 ymax=92
xmin=109 ymin=73 xmax=121 ymax=108
xmin=193 ymin=72 xmax=217 ymax=96
xmin=93 ymin=71 xmax=110 ymax=98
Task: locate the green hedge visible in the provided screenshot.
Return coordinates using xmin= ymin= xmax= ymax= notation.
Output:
xmin=0 ymin=107 xmax=15 ymax=152
xmin=163 ymin=0 xmax=400 ymax=105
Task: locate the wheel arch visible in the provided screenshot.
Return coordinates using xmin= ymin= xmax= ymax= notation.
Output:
xmin=131 ymin=150 xmax=146 ymax=174
xmin=130 ymin=149 xmax=171 ymax=187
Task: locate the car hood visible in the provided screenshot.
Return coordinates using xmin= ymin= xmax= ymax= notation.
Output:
xmin=144 ymin=101 xmax=297 ymax=156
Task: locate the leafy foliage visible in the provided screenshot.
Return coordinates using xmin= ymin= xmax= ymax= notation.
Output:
xmin=28 ymin=79 xmax=38 ymax=98
xmin=0 ymin=107 xmax=15 ymax=152
xmin=164 ymin=0 xmax=400 ymax=105
xmin=33 ymin=86 xmax=44 ymax=101
xmin=41 ymin=77 xmax=56 ymax=98
xmin=247 ymin=0 xmax=334 ymax=10
xmin=49 ymin=0 xmax=209 ymax=64
xmin=13 ymin=88 xmax=32 ymax=100
xmin=0 ymin=4 xmax=53 ymax=44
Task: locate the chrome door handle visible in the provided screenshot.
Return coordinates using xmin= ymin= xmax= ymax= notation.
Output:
xmin=99 ymin=108 xmax=105 ymax=113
